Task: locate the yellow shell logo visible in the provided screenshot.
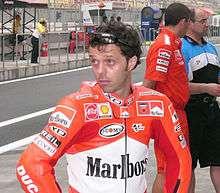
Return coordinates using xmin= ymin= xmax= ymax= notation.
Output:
xmin=100 ymin=105 xmax=109 ymax=114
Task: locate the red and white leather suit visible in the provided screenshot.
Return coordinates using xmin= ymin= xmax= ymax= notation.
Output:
xmin=16 ymin=81 xmax=191 ymax=193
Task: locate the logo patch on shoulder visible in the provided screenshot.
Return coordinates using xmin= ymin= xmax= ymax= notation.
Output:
xmin=49 ymin=105 xmax=76 ymax=128
xmin=168 ymin=104 xmax=179 ymax=123
xmin=84 ymin=102 xmax=112 ymax=121
xmin=99 ymin=124 xmax=124 ymax=138
xmin=136 ymin=100 xmax=164 ymax=117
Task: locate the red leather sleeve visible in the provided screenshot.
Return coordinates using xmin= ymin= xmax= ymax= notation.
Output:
xmin=145 ymin=44 xmax=173 ymax=82
xmin=16 ymin=96 xmax=84 ymax=193
xmin=151 ymin=97 xmax=191 ymax=193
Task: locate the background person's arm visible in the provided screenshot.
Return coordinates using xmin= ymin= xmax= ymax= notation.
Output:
xmin=143 ymin=79 xmax=156 ymax=89
xmin=189 ymin=82 xmax=220 ymax=97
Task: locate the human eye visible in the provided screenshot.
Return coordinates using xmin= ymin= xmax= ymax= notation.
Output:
xmin=89 ymin=57 xmax=99 ymax=66
xmin=106 ymin=58 xmax=115 ymax=66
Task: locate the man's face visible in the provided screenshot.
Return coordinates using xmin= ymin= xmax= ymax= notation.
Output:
xmin=179 ymin=18 xmax=190 ymax=37
xmin=191 ymin=12 xmax=209 ymax=36
xmin=89 ymin=44 xmax=131 ymax=95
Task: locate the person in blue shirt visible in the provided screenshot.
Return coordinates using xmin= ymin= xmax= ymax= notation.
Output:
xmin=182 ymin=8 xmax=220 ymax=193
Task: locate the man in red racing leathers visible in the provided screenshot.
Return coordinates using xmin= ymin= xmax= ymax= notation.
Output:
xmin=16 ymin=22 xmax=191 ymax=193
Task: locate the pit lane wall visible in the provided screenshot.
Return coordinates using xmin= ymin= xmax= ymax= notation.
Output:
xmin=0 ymin=30 xmax=220 ymax=82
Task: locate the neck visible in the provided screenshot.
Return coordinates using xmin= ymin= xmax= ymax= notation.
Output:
xmin=115 ymin=75 xmax=133 ymax=99
xmin=186 ymin=31 xmax=203 ymax=44
xmin=165 ymin=26 xmax=179 ymax=37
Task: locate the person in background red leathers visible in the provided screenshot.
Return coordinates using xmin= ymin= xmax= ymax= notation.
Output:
xmin=143 ymin=3 xmax=191 ymax=193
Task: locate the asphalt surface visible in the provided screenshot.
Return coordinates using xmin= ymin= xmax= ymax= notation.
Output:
xmin=0 ymin=45 xmax=220 ymax=193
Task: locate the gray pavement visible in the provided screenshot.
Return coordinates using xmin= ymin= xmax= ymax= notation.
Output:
xmin=0 ymin=141 xmax=215 ymax=193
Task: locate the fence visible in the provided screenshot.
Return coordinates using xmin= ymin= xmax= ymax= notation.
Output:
xmin=0 ymin=24 xmax=220 ymax=80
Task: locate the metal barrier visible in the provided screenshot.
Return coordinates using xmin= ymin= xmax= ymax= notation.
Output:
xmin=0 ymin=26 xmax=93 ymax=71
xmin=0 ymin=25 xmax=220 ymax=73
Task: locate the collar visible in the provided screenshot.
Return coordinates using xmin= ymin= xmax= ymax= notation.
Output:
xmin=183 ymin=35 xmax=207 ymax=45
xmin=161 ymin=28 xmax=182 ymax=48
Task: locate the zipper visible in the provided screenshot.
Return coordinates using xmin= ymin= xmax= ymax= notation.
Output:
xmin=124 ymin=117 xmax=128 ymax=193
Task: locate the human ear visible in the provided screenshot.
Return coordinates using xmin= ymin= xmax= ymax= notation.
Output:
xmin=128 ymin=56 xmax=138 ymax=71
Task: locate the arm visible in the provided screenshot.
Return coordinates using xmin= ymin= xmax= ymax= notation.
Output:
xmin=16 ymin=96 xmax=83 ymax=193
xmin=144 ymin=44 xmax=172 ymax=84
xmin=151 ymin=97 xmax=191 ymax=193
xmin=189 ymin=82 xmax=220 ymax=97
xmin=143 ymin=79 xmax=156 ymax=89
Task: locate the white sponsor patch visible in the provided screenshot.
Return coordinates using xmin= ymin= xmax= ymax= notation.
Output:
xmin=168 ymin=104 xmax=179 ymax=123
xmin=156 ymin=66 xmax=168 ymax=73
xmin=33 ymin=135 xmax=57 ymax=157
xmin=84 ymin=102 xmax=113 ymax=121
xmin=50 ymin=126 xmax=67 ymax=137
xmin=99 ymin=124 xmax=124 ymax=138
xmin=136 ymin=100 xmax=164 ymax=117
xmin=178 ymin=134 xmax=187 ymax=148
xmin=157 ymin=59 xmax=170 ymax=66
xmin=174 ymin=124 xmax=182 ymax=132
xmin=158 ymin=48 xmax=171 ymax=59
xmin=49 ymin=105 xmax=76 ymax=128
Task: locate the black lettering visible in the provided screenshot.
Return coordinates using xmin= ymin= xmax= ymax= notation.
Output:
xmin=121 ymin=154 xmax=126 ymax=179
xmin=127 ymin=154 xmax=134 ymax=178
xmin=112 ymin=164 xmax=121 ymax=179
xmin=101 ymin=163 xmax=111 ymax=178
xmin=134 ymin=162 xmax=141 ymax=176
xmin=86 ymin=157 xmax=101 ymax=177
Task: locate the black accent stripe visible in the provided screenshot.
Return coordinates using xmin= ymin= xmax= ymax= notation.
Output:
xmin=173 ymin=179 xmax=181 ymax=193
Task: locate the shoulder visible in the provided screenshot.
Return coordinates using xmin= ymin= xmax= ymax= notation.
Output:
xmin=207 ymin=42 xmax=218 ymax=54
xmin=133 ymin=84 xmax=169 ymax=100
xmin=58 ymin=81 xmax=99 ymax=108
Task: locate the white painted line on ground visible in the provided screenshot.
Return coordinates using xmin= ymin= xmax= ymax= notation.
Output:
xmin=0 ymin=107 xmax=55 ymax=128
xmin=0 ymin=134 xmax=38 ymax=154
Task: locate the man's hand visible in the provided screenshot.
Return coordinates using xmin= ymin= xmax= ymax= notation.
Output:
xmin=205 ymin=83 xmax=220 ymax=97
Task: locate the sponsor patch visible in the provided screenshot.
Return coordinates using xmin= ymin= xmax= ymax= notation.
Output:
xmin=99 ymin=123 xmax=124 ymax=138
xmin=158 ymin=48 xmax=171 ymax=59
xmin=136 ymin=100 xmax=164 ymax=117
xmin=139 ymin=91 xmax=161 ymax=96
xmin=156 ymin=66 xmax=168 ymax=73
xmin=75 ymin=93 xmax=98 ymax=100
xmin=33 ymin=135 xmax=57 ymax=156
xmin=98 ymin=103 xmax=112 ymax=118
xmin=84 ymin=102 xmax=113 ymax=121
xmin=157 ymin=59 xmax=170 ymax=66
xmin=150 ymin=101 xmax=164 ymax=116
xmin=49 ymin=105 xmax=76 ymax=128
xmin=174 ymin=124 xmax=182 ymax=132
xmin=136 ymin=101 xmax=150 ymax=116
xmin=120 ymin=106 xmax=130 ymax=118
xmin=40 ymin=130 xmax=61 ymax=148
xmin=132 ymin=123 xmax=145 ymax=132
xmin=178 ymin=134 xmax=187 ymax=148
xmin=104 ymin=93 xmax=122 ymax=105
xmin=50 ymin=126 xmax=67 ymax=137
xmin=84 ymin=103 xmax=99 ymax=121
xmin=168 ymin=104 xmax=179 ymax=123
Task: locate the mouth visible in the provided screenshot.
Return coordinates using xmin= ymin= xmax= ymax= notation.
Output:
xmin=98 ymin=80 xmax=111 ymax=86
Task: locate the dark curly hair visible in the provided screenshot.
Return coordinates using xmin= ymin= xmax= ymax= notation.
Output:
xmin=90 ymin=22 xmax=142 ymax=69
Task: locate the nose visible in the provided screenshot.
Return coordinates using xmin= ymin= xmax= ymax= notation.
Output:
xmin=95 ymin=61 xmax=107 ymax=77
